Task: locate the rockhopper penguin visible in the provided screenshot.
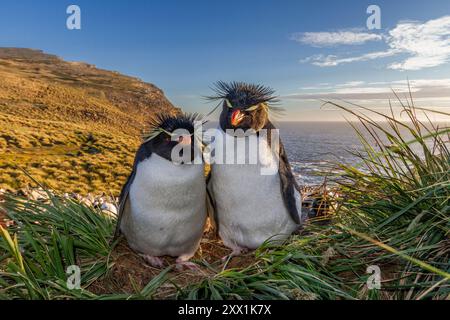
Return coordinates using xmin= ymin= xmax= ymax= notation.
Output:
xmin=207 ymin=82 xmax=303 ymax=256
xmin=114 ymin=113 xmax=207 ymax=269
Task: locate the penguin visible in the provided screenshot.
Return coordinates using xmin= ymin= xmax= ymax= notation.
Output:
xmin=206 ymin=82 xmax=303 ymax=256
xmin=114 ymin=113 xmax=207 ymax=269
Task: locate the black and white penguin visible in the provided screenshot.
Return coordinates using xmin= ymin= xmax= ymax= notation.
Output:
xmin=207 ymin=82 xmax=303 ymax=256
xmin=114 ymin=113 xmax=207 ymax=269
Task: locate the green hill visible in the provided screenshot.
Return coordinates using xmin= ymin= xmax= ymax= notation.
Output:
xmin=0 ymin=48 xmax=180 ymax=194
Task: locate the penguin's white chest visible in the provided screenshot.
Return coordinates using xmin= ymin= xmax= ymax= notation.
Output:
xmin=209 ymin=133 xmax=300 ymax=250
xmin=121 ymin=154 xmax=206 ymax=257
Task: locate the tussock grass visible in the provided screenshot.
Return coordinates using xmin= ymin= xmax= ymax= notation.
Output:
xmin=0 ymin=195 xmax=113 ymax=299
xmin=0 ymin=96 xmax=449 ymax=300
xmin=325 ymin=98 xmax=450 ymax=300
xmin=177 ymin=230 xmax=356 ymax=300
xmin=0 ymin=194 xmax=173 ymax=299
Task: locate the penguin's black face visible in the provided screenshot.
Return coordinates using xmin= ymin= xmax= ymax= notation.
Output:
xmin=219 ymin=102 xmax=269 ymax=132
xmin=144 ymin=114 xmax=200 ymax=163
xmin=209 ymin=81 xmax=277 ymax=133
xmin=150 ymin=133 xmax=194 ymax=162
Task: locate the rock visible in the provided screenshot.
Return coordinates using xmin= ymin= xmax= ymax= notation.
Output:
xmin=6 ymin=187 xmax=120 ymax=219
xmin=302 ymin=188 xmax=332 ymax=218
xmin=29 ymin=188 xmax=49 ymax=201
xmin=71 ymin=193 xmax=82 ymax=201
xmin=0 ymin=188 xmax=8 ymax=227
xmin=321 ymin=247 xmax=337 ymax=266
xmin=80 ymin=198 xmax=93 ymax=207
xmin=5 ymin=220 xmax=14 ymax=227
xmin=98 ymin=198 xmax=118 ymax=216
xmin=102 ymin=203 xmax=118 ymax=216
xmin=86 ymin=193 xmax=95 ymax=203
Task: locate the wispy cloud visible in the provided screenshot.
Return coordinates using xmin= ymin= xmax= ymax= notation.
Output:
xmin=291 ymin=31 xmax=383 ymax=47
xmin=296 ymin=16 xmax=450 ymax=71
xmin=285 ymin=78 xmax=450 ymax=100
xmin=338 ymin=81 xmax=367 ymax=88
xmin=305 ymin=50 xmax=398 ymax=67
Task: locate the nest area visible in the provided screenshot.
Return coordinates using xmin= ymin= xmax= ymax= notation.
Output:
xmin=93 ymin=183 xmax=333 ymax=297
xmin=90 ymin=195 xmax=333 ymax=298
xmin=89 ymin=225 xmax=259 ymax=297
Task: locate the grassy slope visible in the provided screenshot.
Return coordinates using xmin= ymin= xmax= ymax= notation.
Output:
xmin=0 ymin=48 xmax=179 ymax=194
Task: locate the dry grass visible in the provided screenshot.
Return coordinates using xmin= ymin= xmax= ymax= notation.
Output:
xmin=0 ymin=48 xmax=179 ymax=194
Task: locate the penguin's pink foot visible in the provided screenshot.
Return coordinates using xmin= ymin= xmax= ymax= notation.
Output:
xmin=174 ymin=253 xmax=198 ymax=271
xmin=175 ymin=253 xmax=200 ymax=271
xmin=221 ymin=247 xmax=248 ymax=261
xmin=141 ymin=255 xmax=164 ymax=268
xmin=175 ymin=260 xmax=200 ymax=271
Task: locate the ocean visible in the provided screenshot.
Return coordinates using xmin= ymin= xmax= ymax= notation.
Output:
xmin=280 ymin=122 xmax=362 ymax=186
xmin=280 ymin=121 xmax=448 ymax=186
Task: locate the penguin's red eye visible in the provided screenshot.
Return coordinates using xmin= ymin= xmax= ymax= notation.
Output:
xmin=178 ymin=135 xmax=192 ymax=145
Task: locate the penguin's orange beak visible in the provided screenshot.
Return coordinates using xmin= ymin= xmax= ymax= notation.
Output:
xmin=231 ymin=110 xmax=244 ymax=127
xmin=178 ymin=135 xmax=192 ymax=145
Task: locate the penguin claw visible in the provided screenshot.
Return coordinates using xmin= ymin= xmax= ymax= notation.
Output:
xmin=141 ymin=255 xmax=165 ymax=268
xmin=175 ymin=261 xmax=200 ymax=271
xmin=221 ymin=247 xmax=248 ymax=261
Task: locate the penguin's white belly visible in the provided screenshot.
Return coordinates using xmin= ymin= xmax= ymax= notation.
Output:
xmin=121 ymin=154 xmax=207 ymax=257
xmin=210 ymin=164 xmax=300 ymax=250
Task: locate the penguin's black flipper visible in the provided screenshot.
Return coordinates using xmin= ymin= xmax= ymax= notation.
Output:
xmin=264 ymin=121 xmax=301 ymax=225
xmin=113 ymin=172 xmax=134 ymax=241
xmin=278 ymin=140 xmax=302 ymax=225
xmin=113 ymin=143 xmax=152 ymax=240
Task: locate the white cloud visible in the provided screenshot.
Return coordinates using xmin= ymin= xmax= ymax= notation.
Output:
xmin=386 ymin=16 xmax=450 ymax=70
xmin=291 ymin=31 xmax=383 ymax=47
xmin=297 ymin=15 xmax=450 ymax=71
xmin=333 ymin=86 xmax=416 ymax=95
xmin=308 ymin=50 xmax=398 ymax=67
xmin=290 ymin=78 xmax=450 ymax=100
xmin=337 ymin=81 xmax=366 ymax=88
xmin=298 ymin=81 xmax=369 ymax=90
xmin=368 ymin=79 xmax=450 ymax=88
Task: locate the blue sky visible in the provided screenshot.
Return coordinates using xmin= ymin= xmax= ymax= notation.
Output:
xmin=1 ymin=0 xmax=450 ymax=121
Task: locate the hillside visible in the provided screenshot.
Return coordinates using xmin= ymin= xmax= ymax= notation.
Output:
xmin=0 ymin=48 xmax=180 ymax=194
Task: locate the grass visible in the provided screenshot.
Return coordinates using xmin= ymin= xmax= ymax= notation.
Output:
xmin=0 ymin=97 xmax=449 ymax=300
xmin=0 ymin=194 xmax=173 ymax=299
xmin=326 ymin=98 xmax=450 ymax=299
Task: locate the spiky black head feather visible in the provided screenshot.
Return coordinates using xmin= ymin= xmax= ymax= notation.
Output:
xmin=144 ymin=113 xmax=203 ymax=141
xmin=140 ymin=113 xmax=204 ymax=163
xmin=208 ymin=81 xmax=278 ymax=109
